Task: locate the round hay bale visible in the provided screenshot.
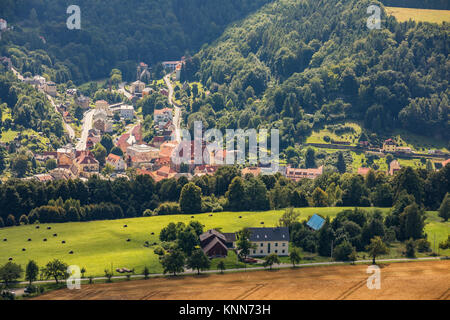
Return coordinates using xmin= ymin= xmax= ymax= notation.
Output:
xmin=191 ymin=216 xmax=195 ymax=219
xmin=22 ymin=248 xmax=26 ymax=252
xmin=124 ymin=225 xmax=128 ymax=228
xmin=28 ymin=239 xmax=32 ymax=242
xmin=53 ymin=234 xmax=58 ymax=237
xmin=69 ymin=251 xmax=74 ymax=255
xmin=239 ymin=216 xmax=242 ymax=219
xmin=62 ymin=241 xmax=66 ymax=244
xmin=47 ymin=227 xmax=51 ymax=230
xmin=35 ymin=226 xmax=40 ymax=229
xmin=43 ymin=238 xmax=47 ymax=242
xmin=151 ymin=232 xmax=154 ymax=235
xmin=209 ymin=214 xmax=213 ymax=217
xmin=126 ymin=239 xmax=131 ymax=242
xmin=3 ymin=238 xmax=7 ymax=242
xmin=260 ymin=222 xmax=265 ymax=225
xmin=8 ymin=258 xmax=13 ymax=261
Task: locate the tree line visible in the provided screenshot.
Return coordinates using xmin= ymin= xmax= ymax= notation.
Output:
xmin=0 ymin=164 xmax=448 ymax=227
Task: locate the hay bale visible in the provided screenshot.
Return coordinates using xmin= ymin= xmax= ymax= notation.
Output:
xmin=62 ymin=241 xmax=66 ymax=244
xmin=8 ymin=258 xmax=13 ymax=261
xmin=3 ymin=239 xmax=7 ymax=242
xmin=69 ymin=251 xmax=74 ymax=254
xmin=126 ymin=239 xmax=131 ymax=242
xmin=28 ymin=239 xmax=32 ymax=242
xmin=43 ymin=238 xmax=47 ymax=242
xmin=124 ymin=225 xmax=128 ymax=228
xmin=22 ymin=248 xmax=26 ymax=252
xmin=47 ymin=227 xmax=51 ymax=230
xmin=53 ymin=234 xmax=58 ymax=237
xmin=35 ymin=226 xmax=40 ymax=229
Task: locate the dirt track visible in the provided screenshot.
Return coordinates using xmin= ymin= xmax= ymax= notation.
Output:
xmin=35 ymin=261 xmax=450 ymax=300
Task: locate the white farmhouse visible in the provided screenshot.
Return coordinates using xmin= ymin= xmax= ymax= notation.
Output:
xmin=248 ymin=227 xmax=290 ymax=257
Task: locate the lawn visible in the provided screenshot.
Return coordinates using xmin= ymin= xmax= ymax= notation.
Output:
xmin=306 ymin=122 xmax=362 ymax=145
xmin=0 ymin=207 xmax=446 ymax=279
xmin=386 ymin=7 xmax=450 ymax=24
xmin=0 ymin=207 xmax=384 ymax=278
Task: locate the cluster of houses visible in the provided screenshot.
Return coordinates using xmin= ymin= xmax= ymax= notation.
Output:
xmin=162 ymin=57 xmax=186 ymax=81
xmin=33 ymin=147 xmax=100 ymax=182
xmin=22 ymin=74 xmax=57 ymax=97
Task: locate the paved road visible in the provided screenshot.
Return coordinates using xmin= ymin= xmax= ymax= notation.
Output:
xmin=15 ymin=256 xmax=444 ymax=286
xmin=118 ymin=82 xmax=133 ymax=100
xmin=76 ymin=109 xmax=95 ymax=151
xmin=11 ymin=67 xmax=76 ymax=140
xmin=46 ymin=94 xmax=76 ymax=140
xmin=164 ymin=74 xmax=182 ymax=143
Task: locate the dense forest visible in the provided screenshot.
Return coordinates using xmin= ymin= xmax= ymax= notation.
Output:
xmin=181 ymin=0 xmax=449 ymax=147
xmin=381 ymin=0 xmax=450 ymax=10
xmin=0 ymin=0 xmax=271 ymax=83
xmin=0 ymin=163 xmax=448 ymax=227
xmin=0 ymin=68 xmax=66 ymax=150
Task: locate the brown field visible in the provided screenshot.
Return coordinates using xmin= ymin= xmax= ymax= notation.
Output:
xmin=35 ymin=261 xmax=450 ymax=300
xmin=386 ymin=7 xmax=450 ymax=24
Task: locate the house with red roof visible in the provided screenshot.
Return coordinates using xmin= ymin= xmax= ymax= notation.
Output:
xmin=106 ymin=153 xmax=126 ymax=171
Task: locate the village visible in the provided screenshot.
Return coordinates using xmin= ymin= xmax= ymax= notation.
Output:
xmin=1 ymin=39 xmax=449 ymax=184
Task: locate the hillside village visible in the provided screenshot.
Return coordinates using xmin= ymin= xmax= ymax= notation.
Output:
xmin=0 ymin=56 xmax=447 ymax=184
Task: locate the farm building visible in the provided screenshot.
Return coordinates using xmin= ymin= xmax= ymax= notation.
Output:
xmin=248 ymin=227 xmax=289 ymax=257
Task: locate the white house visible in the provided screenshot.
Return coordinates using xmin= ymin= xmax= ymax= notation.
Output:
xmin=119 ymin=105 xmax=134 ymax=120
xmin=154 ymin=108 xmax=173 ymax=127
xmin=0 ymin=19 xmax=7 ymax=31
xmin=106 ymin=154 xmax=126 ymax=171
xmin=247 ymin=227 xmax=290 ymax=257
xmin=44 ymin=81 xmax=57 ymax=97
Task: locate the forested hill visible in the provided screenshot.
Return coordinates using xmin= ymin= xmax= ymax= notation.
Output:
xmin=380 ymin=0 xmax=450 ymax=10
xmin=182 ymin=0 xmax=449 ymax=146
xmin=0 ymin=0 xmax=272 ymax=82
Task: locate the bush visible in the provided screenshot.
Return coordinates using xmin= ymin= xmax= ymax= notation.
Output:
xmin=333 ymin=241 xmax=355 ymax=261
xmin=154 ymin=202 xmax=181 ymax=216
xmin=154 ymin=246 xmax=165 ymax=256
xmin=6 ymin=214 xmax=16 ymax=227
xmin=19 ymin=215 xmax=29 ymax=225
xmin=416 ymin=239 xmax=431 ymax=253
xmin=405 ymin=239 xmax=416 ymax=258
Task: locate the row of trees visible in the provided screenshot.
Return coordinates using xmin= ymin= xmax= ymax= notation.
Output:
xmin=0 ymin=164 xmax=449 ymax=227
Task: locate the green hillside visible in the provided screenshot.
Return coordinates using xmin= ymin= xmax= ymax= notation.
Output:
xmin=182 ymin=0 xmax=449 ymax=149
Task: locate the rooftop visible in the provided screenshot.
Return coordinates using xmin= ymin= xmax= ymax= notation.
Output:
xmin=248 ymin=227 xmax=289 ymax=242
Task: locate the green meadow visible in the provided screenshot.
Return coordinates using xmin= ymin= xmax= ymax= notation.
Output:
xmin=0 ymin=207 xmax=447 ymax=278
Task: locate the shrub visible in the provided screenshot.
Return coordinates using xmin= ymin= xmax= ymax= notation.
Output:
xmin=154 ymin=202 xmax=181 ymax=216
xmin=416 ymin=239 xmax=431 ymax=253
xmin=19 ymin=215 xmax=29 ymax=225
xmin=6 ymin=214 xmax=16 ymax=227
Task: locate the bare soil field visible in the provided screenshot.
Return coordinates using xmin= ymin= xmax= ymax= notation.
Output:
xmin=35 ymin=261 xmax=450 ymax=300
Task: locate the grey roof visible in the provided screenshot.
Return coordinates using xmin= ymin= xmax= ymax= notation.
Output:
xmin=223 ymin=233 xmax=236 ymax=243
xmin=202 ymin=237 xmax=228 ymax=255
xmin=199 ymin=229 xmax=226 ymax=242
xmin=248 ymin=227 xmax=289 ymax=242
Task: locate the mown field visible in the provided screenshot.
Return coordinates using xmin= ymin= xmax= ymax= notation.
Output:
xmin=386 ymin=7 xmax=450 ymax=23
xmin=0 ymin=208 xmax=448 ymax=279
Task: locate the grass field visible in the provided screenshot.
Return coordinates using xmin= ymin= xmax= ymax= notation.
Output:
xmin=0 ymin=208 xmax=448 ymax=279
xmin=386 ymin=7 xmax=450 ymax=24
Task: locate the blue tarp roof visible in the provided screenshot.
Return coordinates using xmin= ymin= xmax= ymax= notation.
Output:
xmin=307 ymin=214 xmax=326 ymax=231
